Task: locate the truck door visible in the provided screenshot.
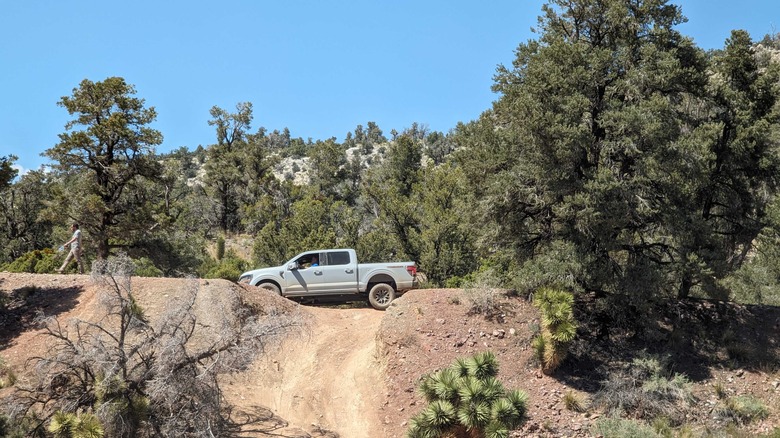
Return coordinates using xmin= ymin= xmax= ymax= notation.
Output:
xmin=284 ymin=252 xmax=326 ymax=295
xmin=319 ymin=250 xmax=359 ymax=293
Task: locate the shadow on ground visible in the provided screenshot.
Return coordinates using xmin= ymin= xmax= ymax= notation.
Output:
xmin=0 ymin=278 xmax=84 ymax=349
xmin=225 ymin=404 xmax=339 ymax=438
xmin=556 ymin=294 xmax=780 ymax=394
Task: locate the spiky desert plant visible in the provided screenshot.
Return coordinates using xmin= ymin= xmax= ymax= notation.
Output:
xmin=408 ymin=352 xmax=529 ymax=438
xmin=49 ymin=411 xmax=104 ymax=438
xmin=532 ymin=287 xmax=577 ymax=373
xmin=563 ymin=390 xmax=587 ymax=412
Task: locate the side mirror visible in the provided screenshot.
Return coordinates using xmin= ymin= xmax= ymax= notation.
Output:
xmin=287 ymin=262 xmax=298 ymax=271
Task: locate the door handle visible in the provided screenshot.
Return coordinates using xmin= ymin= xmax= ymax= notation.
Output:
xmin=345 ymin=268 xmax=354 ymax=274
xmin=313 ymin=270 xmax=322 ymax=275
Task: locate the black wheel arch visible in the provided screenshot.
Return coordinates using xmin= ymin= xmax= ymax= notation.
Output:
xmin=256 ymin=279 xmax=282 ymax=291
xmin=366 ymin=274 xmax=396 ymax=293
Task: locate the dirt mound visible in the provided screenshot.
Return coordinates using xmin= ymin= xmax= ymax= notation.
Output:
xmin=377 ymin=288 xmax=614 ymax=437
xmin=2 ymin=273 xmax=780 ymax=437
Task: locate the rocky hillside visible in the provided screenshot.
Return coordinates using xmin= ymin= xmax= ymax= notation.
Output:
xmin=2 ymin=273 xmax=780 ymax=437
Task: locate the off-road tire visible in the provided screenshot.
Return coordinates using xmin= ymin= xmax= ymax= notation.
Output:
xmin=368 ymin=283 xmax=396 ymax=310
xmin=258 ymin=282 xmax=281 ymax=295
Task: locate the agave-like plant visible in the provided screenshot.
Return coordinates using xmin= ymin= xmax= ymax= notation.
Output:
xmin=407 ymin=352 xmax=529 ymax=438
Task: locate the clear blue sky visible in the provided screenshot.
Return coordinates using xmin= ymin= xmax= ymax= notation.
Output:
xmin=1 ymin=1 xmax=777 ymax=174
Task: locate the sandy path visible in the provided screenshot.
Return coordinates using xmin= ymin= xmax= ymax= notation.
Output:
xmin=225 ymin=306 xmax=386 ymax=437
xmin=0 ymin=275 xmax=389 ymax=437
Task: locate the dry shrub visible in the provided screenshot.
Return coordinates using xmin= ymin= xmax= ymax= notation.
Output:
xmin=591 ymin=417 xmax=661 ymax=438
xmin=593 ymin=355 xmax=695 ymax=426
xmin=3 ymin=253 xmax=304 ymax=437
xmin=716 ymin=395 xmax=769 ymax=425
xmin=563 ymin=390 xmax=587 ymax=412
xmin=462 ymin=271 xmax=504 ymax=317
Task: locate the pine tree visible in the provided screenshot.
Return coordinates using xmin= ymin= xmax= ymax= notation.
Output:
xmin=457 ymin=0 xmax=780 ymax=300
xmin=44 ymin=77 xmax=164 ymax=260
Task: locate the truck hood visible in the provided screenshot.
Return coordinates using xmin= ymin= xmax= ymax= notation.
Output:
xmin=238 ymin=265 xmax=284 ymax=282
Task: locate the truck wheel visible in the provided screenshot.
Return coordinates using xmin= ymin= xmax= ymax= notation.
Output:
xmin=258 ymin=282 xmax=281 ymax=295
xmin=368 ymin=283 xmax=395 ymax=310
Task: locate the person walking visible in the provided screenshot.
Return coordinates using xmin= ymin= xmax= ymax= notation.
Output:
xmin=58 ymin=223 xmax=84 ymax=274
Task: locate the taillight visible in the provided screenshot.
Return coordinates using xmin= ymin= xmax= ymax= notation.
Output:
xmin=406 ymin=265 xmax=417 ymax=277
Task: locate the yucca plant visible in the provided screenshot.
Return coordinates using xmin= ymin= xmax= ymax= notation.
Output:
xmin=94 ymin=374 xmax=149 ymax=436
xmin=407 ymin=352 xmax=529 ymax=438
xmin=532 ymin=287 xmax=577 ymax=374
xmin=49 ymin=411 xmax=104 ymax=438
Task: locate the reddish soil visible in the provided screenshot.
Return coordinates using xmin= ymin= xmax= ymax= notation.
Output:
xmin=1 ymin=273 xmax=779 ymax=437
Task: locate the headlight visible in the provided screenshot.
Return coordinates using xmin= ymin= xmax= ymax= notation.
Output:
xmin=238 ymin=274 xmax=252 ymax=284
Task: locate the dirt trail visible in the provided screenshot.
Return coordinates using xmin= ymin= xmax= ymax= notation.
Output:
xmin=225 ymin=306 xmax=386 ymax=438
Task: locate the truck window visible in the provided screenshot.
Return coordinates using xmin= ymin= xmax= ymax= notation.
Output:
xmin=328 ymin=251 xmax=351 ymax=266
xmin=296 ymin=253 xmax=320 ymax=268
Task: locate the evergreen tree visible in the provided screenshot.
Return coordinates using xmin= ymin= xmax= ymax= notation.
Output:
xmin=204 ymin=102 xmax=253 ymax=234
xmin=252 ymin=195 xmax=338 ymax=266
xmin=682 ymin=30 xmax=780 ymax=297
xmin=308 ymin=137 xmax=347 ymax=199
xmin=364 ymin=135 xmax=423 ymax=262
xmin=416 ymin=164 xmax=478 ymax=285
xmin=0 ymin=170 xmax=55 ymax=264
xmin=366 ymin=121 xmax=387 ymax=145
xmin=458 ymin=0 xmax=780 ymax=299
xmin=44 ymin=77 xmax=164 ymax=260
xmin=0 ymin=155 xmax=16 ymax=190
xmin=239 ymin=129 xmax=280 ymax=233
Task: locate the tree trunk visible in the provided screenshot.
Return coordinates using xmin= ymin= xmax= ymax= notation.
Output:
xmin=678 ymin=274 xmax=692 ymax=299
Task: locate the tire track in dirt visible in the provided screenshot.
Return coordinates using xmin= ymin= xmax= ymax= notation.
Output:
xmin=226 ymin=306 xmax=385 ymax=437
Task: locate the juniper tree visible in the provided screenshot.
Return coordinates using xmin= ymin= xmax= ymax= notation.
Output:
xmin=44 ymin=77 xmax=164 ymax=260
xmin=456 ymin=0 xmax=780 ymax=300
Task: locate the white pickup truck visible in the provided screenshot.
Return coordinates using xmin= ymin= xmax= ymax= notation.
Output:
xmin=237 ymin=248 xmax=418 ymax=309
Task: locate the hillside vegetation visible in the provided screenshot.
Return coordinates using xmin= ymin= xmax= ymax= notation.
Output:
xmin=2 ymin=274 xmax=780 ymax=437
xmin=2 ymin=0 xmax=780 ymax=436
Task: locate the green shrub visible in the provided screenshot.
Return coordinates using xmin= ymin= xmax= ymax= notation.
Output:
xmin=216 ymin=236 xmax=225 ymax=261
xmin=3 ymin=248 xmax=61 ymax=273
xmin=408 ymin=352 xmax=528 ymax=438
xmin=202 ymin=251 xmax=249 ymax=281
xmin=758 ymin=428 xmax=780 ymax=438
xmin=132 ymin=257 xmax=163 ymax=277
xmin=592 ymin=417 xmax=661 ymax=438
xmin=593 ymin=355 xmax=694 ymax=425
xmin=0 ymin=411 xmax=43 ymax=438
xmin=717 ymin=395 xmax=769 ymax=425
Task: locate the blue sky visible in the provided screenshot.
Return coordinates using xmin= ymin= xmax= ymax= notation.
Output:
xmin=1 ymin=1 xmax=778 ymax=174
